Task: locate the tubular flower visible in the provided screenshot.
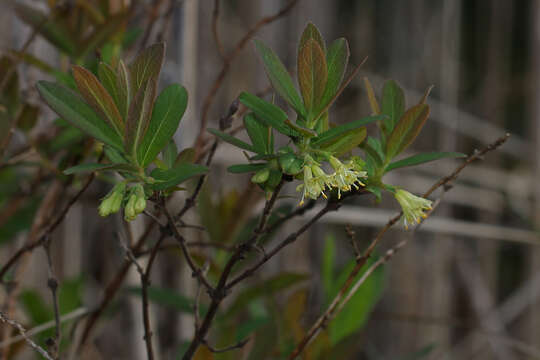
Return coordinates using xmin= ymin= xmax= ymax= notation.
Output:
xmin=98 ymin=183 xmax=126 ymax=217
xmin=296 ymin=165 xmax=332 ymax=205
xmin=394 ymin=189 xmax=432 ymax=229
xmin=328 ymin=156 xmax=367 ymax=198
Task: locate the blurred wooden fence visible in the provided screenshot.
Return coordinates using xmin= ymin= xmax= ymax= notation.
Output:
xmin=2 ymin=0 xmax=540 ymax=359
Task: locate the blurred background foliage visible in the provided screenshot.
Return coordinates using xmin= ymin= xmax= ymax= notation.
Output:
xmin=0 ymin=1 xmax=539 ymax=359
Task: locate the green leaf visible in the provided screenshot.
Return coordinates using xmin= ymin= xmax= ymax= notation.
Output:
xmin=311 ymin=115 xmax=384 ymax=146
xmin=208 ymin=128 xmax=257 ymax=152
xmin=299 ymin=22 xmax=326 ymax=53
xmin=129 ymin=43 xmax=165 ymax=92
xmin=72 ymin=65 xmax=124 ymax=135
xmin=224 ymin=273 xmax=309 ymax=319
xmin=319 ymin=38 xmax=349 ymax=112
xmin=162 ymin=140 xmax=178 ymax=169
xmin=116 ymin=60 xmax=131 ymax=119
xmin=328 ymin=257 xmax=384 ymax=346
xmin=138 ymin=84 xmax=188 ymax=167
xmin=175 ymin=148 xmax=196 ymax=165
xmin=104 ymin=146 xmax=128 ymax=164
xmin=298 ymin=39 xmax=327 ymax=114
xmin=63 ymin=162 xmax=136 ymax=175
xmin=381 ymin=80 xmax=405 ymax=135
xmin=284 ymin=119 xmax=317 ymax=137
xmin=319 ymin=127 xmax=367 ymax=157
xmin=13 ymin=4 xmax=76 ymax=56
xmin=227 ymin=163 xmax=267 ymax=174
xmin=361 ymin=138 xmax=384 ymax=166
xmin=98 ymin=62 xmax=122 ymax=115
xmin=244 ymin=113 xmax=269 ymax=154
xmin=36 ymin=81 xmax=123 ymax=150
xmin=126 ymin=286 xmax=195 ymax=313
xmin=150 ymin=163 xmax=208 ymax=190
xmin=254 ymin=39 xmax=305 ymax=116
xmin=386 ymin=152 xmax=466 ymax=172
xmin=239 ymin=92 xmax=300 ymax=137
xmin=386 ymin=104 xmax=430 ymax=159
xmin=125 ymin=78 xmax=157 ymax=161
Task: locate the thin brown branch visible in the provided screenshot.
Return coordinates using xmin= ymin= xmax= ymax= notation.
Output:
xmin=119 ymin=232 xmax=165 ymax=360
xmin=43 ymin=239 xmax=61 ymax=359
xmin=204 ymin=337 xmax=250 ymax=353
xmin=287 ymin=134 xmax=510 ymax=359
xmin=181 ymin=179 xmax=286 ymax=359
xmin=226 ymin=199 xmax=340 ymax=290
xmin=194 ymin=0 xmax=300 ymax=154
xmin=77 ymin=223 xmax=158 ymax=350
xmin=135 ymin=241 xmax=235 ymax=257
xmin=0 ymin=312 xmax=53 ymax=360
xmin=212 ymin=0 xmax=226 ymax=59
xmin=162 ymin=201 xmax=214 ymax=293
xmin=0 ymin=171 xmax=96 ymax=281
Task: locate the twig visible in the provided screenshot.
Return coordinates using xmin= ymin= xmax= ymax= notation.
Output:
xmin=162 ymin=201 xmax=214 ymax=293
xmin=0 ymin=312 xmax=53 ymax=360
xmin=43 ymin=239 xmax=61 ymax=359
xmin=0 ymin=171 xmax=96 ymax=281
xmin=177 ymin=99 xmax=238 ymax=219
xmin=204 ymin=337 xmax=250 ymax=353
xmin=226 ymin=200 xmax=340 ymax=290
xmin=287 ymin=134 xmax=510 ymax=359
xmin=135 ymin=241 xmax=235 ymax=258
xmin=119 ymin=232 xmax=165 ymax=360
xmin=77 ymin=223 xmax=158 ymax=349
xmin=0 ymin=308 xmax=88 ymax=349
xmin=212 ymin=0 xmax=225 ymax=59
xmin=194 ymin=0 xmax=300 ymax=154
xmin=181 ymin=179 xmax=286 ymax=359
xmin=345 ymin=225 xmax=361 ymax=259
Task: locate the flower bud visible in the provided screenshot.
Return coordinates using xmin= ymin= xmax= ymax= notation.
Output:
xmin=251 ymin=168 xmax=270 ymax=183
xmin=124 ymin=194 xmax=137 ymax=222
xmin=134 ymin=196 xmax=146 ymax=214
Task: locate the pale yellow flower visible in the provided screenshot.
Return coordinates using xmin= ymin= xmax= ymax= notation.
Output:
xmin=394 ymin=189 xmax=432 ymax=229
xmin=328 ymin=156 xmax=367 ymax=198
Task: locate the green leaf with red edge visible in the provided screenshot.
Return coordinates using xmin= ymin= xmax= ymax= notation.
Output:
xmin=137 ymin=84 xmax=188 ymax=167
xmin=298 ymin=39 xmax=328 ymax=115
xmin=72 ymin=65 xmax=124 ymax=136
xmin=319 ymin=127 xmax=367 ymax=157
xmin=319 ymin=38 xmax=350 ymax=112
xmin=98 ymin=62 xmax=122 ymax=112
xmin=129 ymin=43 xmax=165 ymax=93
xmin=124 ymin=78 xmax=157 ymax=161
xmin=381 ymin=80 xmax=405 ymax=136
xmin=385 ymin=151 xmax=466 ymax=172
xmin=299 ymin=22 xmax=326 ymax=53
xmin=36 ymin=81 xmax=123 ymax=151
xmin=254 ymin=39 xmax=306 ymax=117
xmin=385 ymin=104 xmax=430 ymax=159
xmin=116 ymin=60 xmax=131 ymax=119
